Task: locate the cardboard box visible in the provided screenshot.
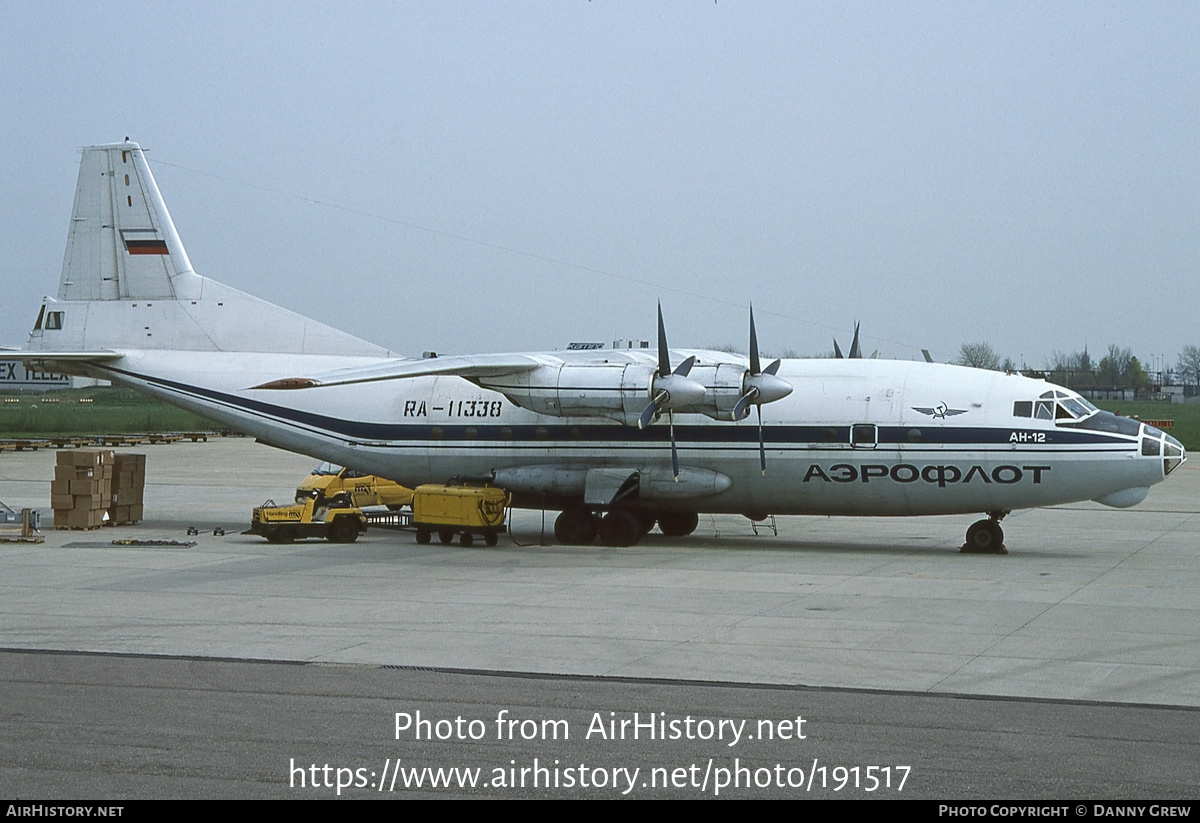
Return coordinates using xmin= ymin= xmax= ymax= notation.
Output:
xmin=65 ymin=508 xmax=101 ymax=529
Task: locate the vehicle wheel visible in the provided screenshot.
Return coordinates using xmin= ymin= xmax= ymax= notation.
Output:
xmin=387 ymin=504 xmax=402 ymax=512
xmin=598 ymin=510 xmax=641 ymax=547
xmin=657 ymin=511 xmax=699 ymax=537
xmin=265 ymin=527 xmax=285 ymax=544
xmin=415 ymin=527 xmax=431 ymax=545
xmin=438 ymin=530 xmax=454 ymax=544
xmin=962 ymin=519 xmax=1006 ymax=554
xmin=634 ymin=511 xmax=657 ymax=535
xmin=484 ymin=530 xmax=498 ymax=547
xmin=276 ymin=526 xmax=297 ymax=544
xmin=328 ymin=517 xmax=359 ymax=544
xmin=554 ymin=507 xmax=599 ymax=545
xmin=460 ymin=533 xmax=474 ymax=547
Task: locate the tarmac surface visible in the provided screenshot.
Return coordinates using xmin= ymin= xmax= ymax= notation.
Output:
xmin=1 ymin=438 xmax=1198 ymax=798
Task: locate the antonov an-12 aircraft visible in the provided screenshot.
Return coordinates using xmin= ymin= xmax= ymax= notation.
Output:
xmin=8 ymin=142 xmax=1187 ymax=552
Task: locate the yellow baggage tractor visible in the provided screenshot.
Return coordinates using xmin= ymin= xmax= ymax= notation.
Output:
xmin=412 ymin=483 xmax=509 ymax=547
xmin=294 ymin=461 xmax=414 ymax=510
xmin=248 ymin=496 xmax=366 ymax=544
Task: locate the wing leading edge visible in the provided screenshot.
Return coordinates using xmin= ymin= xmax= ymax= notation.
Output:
xmin=247 ymin=353 xmax=544 ymax=390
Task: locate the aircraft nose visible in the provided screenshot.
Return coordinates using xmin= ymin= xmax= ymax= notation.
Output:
xmin=1142 ymin=424 xmax=1186 ymax=476
xmin=1164 ymin=433 xmax=1186 ymax=475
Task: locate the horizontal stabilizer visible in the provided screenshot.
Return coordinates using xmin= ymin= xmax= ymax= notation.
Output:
xmin=248 ymin=353 xmax=543 ymax=390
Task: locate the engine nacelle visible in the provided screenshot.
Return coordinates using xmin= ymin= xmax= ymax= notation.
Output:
xmin=477 ymin=361 xmax=752 ymax=424
xmin=477 ymin=363 xmax=656 ymax=424
xmin=675 ymin=363 xmax=747 ymax=421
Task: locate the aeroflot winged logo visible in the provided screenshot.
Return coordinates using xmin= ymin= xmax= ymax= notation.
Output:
xmin=912 ymin=402 xmax=968 ymax=419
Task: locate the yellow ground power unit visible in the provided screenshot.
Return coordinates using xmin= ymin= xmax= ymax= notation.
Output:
xmin=412 ymin=484 xmax=509 ymax=547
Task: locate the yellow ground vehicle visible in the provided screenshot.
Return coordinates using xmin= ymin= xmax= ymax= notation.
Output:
xmin=249 ymin=496 xmax=366 ymax=543
xmin=295 ymin=462 xmax=414 ymax=509
xmin=412 ymin=483 xmax=509 ymax=547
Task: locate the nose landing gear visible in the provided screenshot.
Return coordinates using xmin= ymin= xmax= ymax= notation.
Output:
xmin=961 ymin=511 xmax=1009 ymax=554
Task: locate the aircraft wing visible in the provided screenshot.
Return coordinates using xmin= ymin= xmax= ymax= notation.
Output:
xmin=248 ymin=353 xmax=544 ymax=390
xmin=1 ymin=349 xmax=124 ymax=362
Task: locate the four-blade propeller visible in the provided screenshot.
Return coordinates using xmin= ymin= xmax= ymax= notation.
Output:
xmin=731 ymin=305 xmax=793 ymax=474
xmin=638 ymin=304 xmax=706 ymax=480
xmin=640 ymin=303 xmax=792 ymax=479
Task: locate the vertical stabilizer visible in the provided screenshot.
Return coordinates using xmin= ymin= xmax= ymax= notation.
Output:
xmin=60 ymin=141 xmax=201 ymax=301
xmin=35 ymin=141 xmax=392 ymax=357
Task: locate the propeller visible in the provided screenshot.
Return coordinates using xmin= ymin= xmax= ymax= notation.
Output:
xmin=832 ymin=321 xmax=863 ymax=359
xmin=731 ymin=305 xmax=793 ymax=474
xmin=638 ymin=304 xmax=705 ymax=480
xmin=849 ymin=321 xmax=862 ymax=359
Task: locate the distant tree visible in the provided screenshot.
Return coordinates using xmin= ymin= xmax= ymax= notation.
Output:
xmin=1178 ymin=345 xmax=1200 ymax=386
xmin=955 ymin=342 xmax=1001 ymax=370
xmin=707 ymin=343 xmax=741 ymax=354
xmin=1047 ymin=348 xmax=1095 ymax=389
xmin=1099 ymin=345 xmax=1134 ymax=386
xmin=1001 ymin=356 xmax=1016 ymax=372
xmin=1127 ymin=357 xmax=1151 ymax=394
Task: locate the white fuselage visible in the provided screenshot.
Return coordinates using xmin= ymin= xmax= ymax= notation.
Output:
xmin=15 ymin=141 xmax=1183 ymax=526
xmin=82 ymin=348 xmax=1171 ymax=518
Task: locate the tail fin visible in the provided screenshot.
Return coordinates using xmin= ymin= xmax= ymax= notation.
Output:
xmin=37 ymin=141 xmax=391 ymax=357
xmin=60 ymin=141 xmax=201 ymax=301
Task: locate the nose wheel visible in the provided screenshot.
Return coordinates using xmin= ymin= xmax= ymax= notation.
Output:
xmin=961 ymin=512 xmax=1008 ymax=554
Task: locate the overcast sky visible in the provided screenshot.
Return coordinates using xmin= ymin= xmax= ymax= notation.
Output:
xmin=1 ymin=2 xmax=1197 ymax=370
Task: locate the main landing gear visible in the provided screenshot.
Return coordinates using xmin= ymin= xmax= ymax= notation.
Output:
xmin=961 ymin=511 xmax=1009 ymax=555
xmin=553 ymin=507 xmax=698 ymax=547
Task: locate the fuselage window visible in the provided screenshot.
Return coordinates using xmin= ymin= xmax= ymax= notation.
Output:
xmin=1013 ymin=401 xmax=1032 ymax=418
xmin=851 ymin=424 xmax=877 ymax=447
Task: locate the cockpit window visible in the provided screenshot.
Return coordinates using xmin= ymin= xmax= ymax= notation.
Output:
xmin=1061 ymin=398 xmax=1092 ymax=418
xmin=1060 ymin=411 xmax=1142 ymax=437
xmin=310 ymin=462 xmax=341 ymax=476
xmin=1024 ymin=394 xmax=1098 ymax=423
xmin=45 ymin=311 xmax=64 ymax=330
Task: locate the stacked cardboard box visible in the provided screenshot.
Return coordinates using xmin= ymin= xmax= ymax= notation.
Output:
xmin=108 ymin=453 xmax=146 ymax=525
xmin=51 ymin=450 xmax=114 ymax=530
